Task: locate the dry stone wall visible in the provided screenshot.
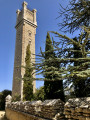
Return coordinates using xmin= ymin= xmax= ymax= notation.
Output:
xmin=5 ymin=95 xmax=90 ymax=120
xmin=40 ymin=99 xmax=65 ymax=119
xmin=6 ymin=99 xmax=65 ymax=120
xmin=64 ymin=97 xmax=90 ymax=120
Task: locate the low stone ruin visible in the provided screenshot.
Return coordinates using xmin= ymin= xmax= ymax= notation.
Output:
xmin=6 ymin=98 xmax=65 ymax=120
xmin=64 ymin=97 xmax=90 ymax=120
xmin=40 ymin=99 xmax=65 ymax=119
xmin=5 ymin=95 xmax=90 ymax=120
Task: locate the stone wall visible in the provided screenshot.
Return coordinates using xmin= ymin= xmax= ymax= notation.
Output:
xmin=6 ymin=108 xmax=48 ymax=120
xmin=5 ymin=95 xmax=90 ymax=120
xmin=6 ymin=99 xmax=65 ymax=120
xmin=64 ymin=97 xmax=90 ymax=120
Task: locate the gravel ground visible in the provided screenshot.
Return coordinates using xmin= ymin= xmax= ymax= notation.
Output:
xmin=0 ymin=111 xmax=7 ymax=120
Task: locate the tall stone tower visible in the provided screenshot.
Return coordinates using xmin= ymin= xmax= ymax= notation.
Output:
xmin=12 ymin=1 xmax=37 ymax=100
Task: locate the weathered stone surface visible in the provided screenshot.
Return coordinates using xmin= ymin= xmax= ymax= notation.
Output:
xmin=6 ymin=108 xmax=48 ymax=120
xmin=5 ymin=95 xmax=12 ymax=108
xmin=64 ymin=97 xmax=90 ymax=120
xmin=6 ymin=97 xmax=90 ymax=120
xmin=40 ymin=99 xmax=64 ymax=119
xmin=6 ymin=99 xmax=65 ymax=120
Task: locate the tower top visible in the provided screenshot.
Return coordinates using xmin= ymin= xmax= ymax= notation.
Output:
xmin=22 ymin=1 xmax=28 ymax=9
xmin=16 ymin=1 xmax=37 ymax=28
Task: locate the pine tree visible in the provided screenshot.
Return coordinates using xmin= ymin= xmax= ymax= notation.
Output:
xmin=57 ymin=0 xmax=90 ymax=97
xmin=43 ymin=32 xmax=65 ymax=101
xmin=58 ymin=0 xmax=90 ymax=33
xmin=33 ymin=86 xmax=45 ymax=101
xmin=23 ymin=44 xmax=33 ymax=101
xmin=72 ymin=37 xmax=87 ymax=97
xmin=35 ymin=0 xmax=90 ymax=100
xmin=50 ymin=26 xmax=90 ymax=94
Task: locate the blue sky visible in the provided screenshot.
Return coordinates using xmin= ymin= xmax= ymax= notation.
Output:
xmin=0 ymin=0 xmax=77 ymax=92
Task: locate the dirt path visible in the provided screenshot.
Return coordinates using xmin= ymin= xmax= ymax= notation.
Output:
xmin=0 ymin=111 xmax=7 ymax=120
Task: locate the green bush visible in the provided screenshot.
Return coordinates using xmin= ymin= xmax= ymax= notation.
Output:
xmin=33 ymin=86 xmax=45 ymax=101
xmin=0 ymin=90 xmax=12 ymax=110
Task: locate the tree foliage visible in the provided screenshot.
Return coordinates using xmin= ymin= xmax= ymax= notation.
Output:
xmin=36 ymin=33 xmax=65 ymax=101
xmin=58 ymin=0 xmax=90 ymax=33
xmin=49 ymin=26 xmax=90 ymax=97
xmin=23 ymin=44 xmax=33 ymax=101
xmin=0 ymin=90 xmax=11 ymax=110
xmin=35 ymin=0 xmax=90 ymax=99
xmin=33 ymin=86 xmax=45 ymax=101
xmin=57 ymin=0 xmax=90 ymax=97
xmin=50 ymin=26 xmax=90 ymax=79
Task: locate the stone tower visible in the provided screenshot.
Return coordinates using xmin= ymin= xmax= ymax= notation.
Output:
xmin=12 ymin=1 xmax=37 ymax=100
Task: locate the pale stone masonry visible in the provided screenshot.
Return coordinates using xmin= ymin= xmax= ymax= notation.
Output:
xmin=6 ymin=99 xmax=65 ymax=120
xmin=5 ymin=97 xmax=90 ymax=120
xmin=12 ymin=1 xmax=37 ymax=100
xmin=64 ymin=97 xmax=90 ymax=120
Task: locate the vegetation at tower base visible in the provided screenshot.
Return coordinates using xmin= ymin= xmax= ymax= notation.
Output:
xmin=36 ymin=32 xmax=65 ymax=101
xmin=0 ymin=90 xmax=11 ymax=110
xmin=33 ymin=86 xmax=45 ymax=101
xmin=12 ymin=93 xmax=21 ymax=102
xmin=23 ymin=44 xmax=33 ymax=101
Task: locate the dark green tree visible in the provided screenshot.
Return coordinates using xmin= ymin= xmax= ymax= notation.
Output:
xmin=72 ymin=37 xmax=87 ymax=97
xmin=42 ymin=32 xmax=65 ymax=101
xmin=0 ymin=90 xmax=12 ymax=110
xmin=23 ymin=44 xmax=33 ymax=101
xmin=33 ymin=86 xmax=45 ymax=101
xmin=50 ymin=26 xmax=90 ymax=97
xmin=35 ymin=0 xmax=90 ymax=100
